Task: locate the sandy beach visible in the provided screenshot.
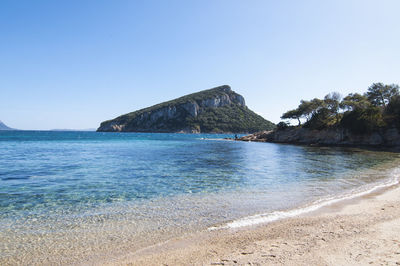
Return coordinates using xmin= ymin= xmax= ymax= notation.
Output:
xmin=107 ymin=184 xmax=400 ymax=266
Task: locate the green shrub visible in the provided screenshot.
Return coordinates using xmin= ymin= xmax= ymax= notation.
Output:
xmin=340 ymin=106 xmax=384 ymax=134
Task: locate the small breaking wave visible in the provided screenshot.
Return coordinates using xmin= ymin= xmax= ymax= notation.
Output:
xmin=209 ymin=168 xmax=400 ymax=230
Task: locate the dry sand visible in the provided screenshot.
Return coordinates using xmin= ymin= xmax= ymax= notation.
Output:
xmin=105 ymin=185 xmax=400 ymax=266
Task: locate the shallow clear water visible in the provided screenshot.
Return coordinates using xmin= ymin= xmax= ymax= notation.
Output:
xmin=0 ymin=131 xmax=399 ymax=264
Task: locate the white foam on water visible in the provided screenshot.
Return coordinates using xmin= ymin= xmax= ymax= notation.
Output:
xmin=209 ymin=167 xmax=400 ymax=230
xmin=197 ymin=138 xmax=233 ymax=141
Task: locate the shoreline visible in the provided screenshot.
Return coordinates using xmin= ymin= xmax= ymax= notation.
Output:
xmin=235 ymin=127 xmax=400 ymax=151
xmin=230 ymin=137 xmax=400 ymax=153
xmin=106 ymin=180 xmax=400 ymax=265
xmin=210 ymin=174 xmax=399 ymax=230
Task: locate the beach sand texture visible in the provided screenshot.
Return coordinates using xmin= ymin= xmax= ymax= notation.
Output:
xmin=110 ymin=186 xmax=400 ymax=266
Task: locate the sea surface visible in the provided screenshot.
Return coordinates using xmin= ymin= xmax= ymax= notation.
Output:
xmin=1 ymin=131 xmax=399 ymax=264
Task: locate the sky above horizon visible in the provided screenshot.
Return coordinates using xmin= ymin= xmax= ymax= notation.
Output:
xmin=1 ymin=0 xmax=400 ymax=130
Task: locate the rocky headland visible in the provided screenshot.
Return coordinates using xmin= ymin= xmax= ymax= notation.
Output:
xmin=97 ymin=85 xmax=275 ymax=133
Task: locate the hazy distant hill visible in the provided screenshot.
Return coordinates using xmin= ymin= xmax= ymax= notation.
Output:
xmin=0 ymin=121 xmax=15 ymax=130
xmin=98 ymin=85 xmax=275 ymax=133
xmin=50 ymin=128 xmax=97 ymax=132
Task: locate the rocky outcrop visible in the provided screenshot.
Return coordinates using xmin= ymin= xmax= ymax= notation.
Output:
xmin=97 ymin=85 xmax=275 ymax=133
xmin=238 ymin=127 xmax=400 ymax=147
xmin=0 ymin=121 xmax=14 ymax=130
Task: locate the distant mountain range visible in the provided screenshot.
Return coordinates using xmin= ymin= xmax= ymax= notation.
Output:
xmin=97 ymin=85 xmax=275 ymax=133
xmin=0 ymin=121 xmax=15 ymax=130
xmin=0 ymin=121 xmax=96 ymax=131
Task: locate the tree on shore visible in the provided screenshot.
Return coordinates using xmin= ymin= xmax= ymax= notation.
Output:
xmin=324 ymin=92 xmax=342 ymax=123
xmin=340 ymin=93 xmax=370 ymax=111
xmin=279 ymin=82 xmax=400 ymax=133
xmin=281 ymin=109 xmax=302 ymax=125
xmin=365 ymin=83 xmax=399 ymax=107
xmin=280 ymin=98 xmax=325 ymax=125
xmin=384 ymin=95 xmax=400 ymax=128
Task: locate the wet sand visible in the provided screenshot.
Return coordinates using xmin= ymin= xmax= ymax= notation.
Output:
xmin=107 ymin=185 xmax=400 ymax=266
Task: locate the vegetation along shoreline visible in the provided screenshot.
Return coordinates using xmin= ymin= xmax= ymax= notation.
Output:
xmin=236 ymin=83 xmax=400 ymax=148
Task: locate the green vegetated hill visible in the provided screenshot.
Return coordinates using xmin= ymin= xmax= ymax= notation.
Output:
xmin=97 ymin=85 xmax=275 ymax=133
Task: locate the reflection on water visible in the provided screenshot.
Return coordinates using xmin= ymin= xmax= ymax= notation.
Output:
xmin=0 ymin=131 xmax=399 ymax=264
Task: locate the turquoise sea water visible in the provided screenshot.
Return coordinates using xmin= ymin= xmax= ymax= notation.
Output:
xmin=1 ymin=131 xmax=399 ymax=264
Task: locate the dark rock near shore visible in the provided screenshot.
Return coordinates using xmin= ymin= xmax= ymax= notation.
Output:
xmin=238 ymin=126 xmax=400 ymax=147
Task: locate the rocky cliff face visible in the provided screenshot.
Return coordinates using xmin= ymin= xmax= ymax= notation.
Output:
xmin=97 ymin=85 xmax=274 ymax=133
xmin=239 ymin=127 xmax=400 ymax=147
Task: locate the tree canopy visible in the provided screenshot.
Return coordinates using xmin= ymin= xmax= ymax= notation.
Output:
xmin=340 ymin=93 xmax=370 ymax=111
xmin=279 ymin=83 xmax=400 ymax=134
xmin=365 ymin=83 xmax=399 ymax=107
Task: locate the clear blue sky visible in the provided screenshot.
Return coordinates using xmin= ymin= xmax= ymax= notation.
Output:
xmin=1 ymin=0 xmax=399 ymax=130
